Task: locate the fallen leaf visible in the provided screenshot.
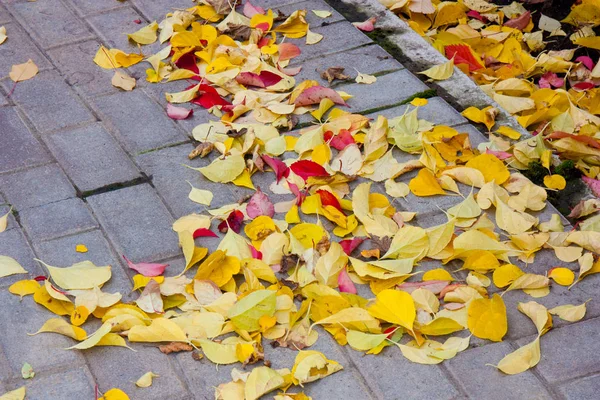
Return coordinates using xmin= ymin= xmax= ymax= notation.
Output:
xmin=352 ymin=17 xmax=376 ymax=32
xmin=355 ymin=71 xmax=377 ymax=84
xmin=0 ymin=26 xmax=7 ymax=45
xmin=419 ymin=59 xmax=455 ymax=81
xmin=166 ymin=104 xmax=193 ymax=120
xmin=136 ymin=372 xmax=159 ymax=388
xmin=0 ymin=207 xmax=11 ymax=232
xmin=0 ymin=256 xmax=27 ymax=278
xmin=467 ymin=294 xmax=507 ymax=342
xmin=9 ymin=59 xmax=38 ymax=82
xmin=123 ymin=255 xmax=168 ymax=277
xmin=549 ymin=301 xmax=589 ymax=322
xmin=21 ymin=363 xmax=34 ymax=379
xmin=111 ymin=71 xmax=136 ymax=91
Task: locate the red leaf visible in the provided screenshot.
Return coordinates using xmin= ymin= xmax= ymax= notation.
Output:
xmin=485 ymin=149 xmax=512 ymax=160
xmin=123 ymin=255 xmax=168 ymax=277
xmin=193 ymin=228 xmax=218 ymax=239
xmin=192 ymin=85 xmax=231 ymax=108
xmin=278 ymin=43 xmax=301 ymax=61
xmin=33 ymin=275 xmax=48 ymax=282
xmin=166 ymin=104 xmax=193 ymax=120
xmin=257 ymin=36 xmax=270 ymax=48
xmin=352 ymin=17 xmax=376 ymax=32
xmin=576 ymin=56 xmax=595 ymax=70
xmin=339 ymin=237 xmax=365 ymax=255
xmin=504 ymin=11 xmax=531 ymax=30
xmin=243 ymin=0 xmax=265 ymax=18
xmin=293 ymin=86 xmax=348 ymax=107
xmin=236 ymin=71 xmax=282 ymax=88
xmin=290 ymin=160 xmax=329 ymax=181
xmin=338 ymin=267 xmax=357 ymax=294
xmin=574 ymin=81 xmax=595 ymax=91
xmin=547 ymin=131 xmax=600 ymax=149
xmin=249 ymin=245 xmax=263 ymax=260
xmin=539 ymin=72 xmax=564 ymax=88
xmin=445 ymin=44 xmax=483 ymax=72
xmin=317 ymin=189 xmax=343 ymax=213
xmin=288 ymin=182 xmax=306 ymax=205
xmin=175 ymin=51 xmax=200 ymax=75
xmin=255 ymin=22 xmax=270 ymax=31
xmin=466 ymin=11 xmax=487 ymax=22
xmin=218 ymin=210 xmax=244 ymax=233
xmin=133 ymin=19 xmax=142 ymax=24
xmin=246 ymin=188 xmax=275 ymax=219
xmin=261 ymin=155 xmax=289 ymax=182
xmin=324 ymin=129 xmax=355 ymax=151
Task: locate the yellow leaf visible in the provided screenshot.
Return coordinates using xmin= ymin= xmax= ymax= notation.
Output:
xmin=38 ymin=260 xmax=111 ymax=290
xmin=312 ymin=10 xmax=332 ymax=18
xmin=127 ymin=21 xmax=159 ymax=45
xmin=409 ymin=169 xmax=446 ymax=196
xmin=461 ymin=106 xmax=497 ymax=131
xmin=9 ymin=59 xmax=38 ymax=82
xmin=419 ymin=58 xmax=454 ymax=80
xmin=291 ymin=350 xmax=343 ymax=385
xmin=306 ymin=27 xmax=323 ymax=45
xmin=136 ymin=372 xmax=159 ymax=388
xmin=419 ymin=317 xmax=464 ymax=336
xmin=465 ymin=153 xmax=509 ymax=184
xmin=187 ymin=181 xmax=213 ymax=206
xmin=422 ymin=268 xmax=454 ymax=281
xmin=285 ymin=205 xmax=301 ymax=224
xmin=543 ymin=174 xmax=566 ymax=190
xmin=29 ymin=317 xmax=87 ymax=341
xmin=111 ymin=70 xmax=136 ymax=91
xmin=99 ymin=388 xmax=130 ymax=400
xmin=274 ymin=10 xmax=309 ymax=38
xmin=410 ymin=98 xmax=428 ymax=106
xmin=496 ymin=337 xmax=540 ymax=375
xmin=128 ymin=318 xmax=188 ymax=343
xmin=289 ymin=223 xmax=326 ymax=249
xmin=548 ymin=267 xmax=574 ymax=286
xmin=384 ymin=179 xmax=410 ymax=198
xmin=8 ymin=279 xmax=40 ymax=299
xmin=355 ymin=71 xmax=377 ymax=84
xmin=0 ymin=26 xmax=7 ymax=45
xmin=245 ymin=366 xmax=285 ymax=400
xmin=114 ymin=52 xmax=144 ymax=68
xmin=165 ymin=84 xmax=200 ymax=103
xmin=0 ymin=256 xmax=27 ymax=278
xmin=518 ymin=301 xmax=552 ymax=336
xmin=467 ymin=293 xmax=507 ymax=342
xmin=0 ymin=206 xmax=11 ymax=232
xmin=311 ymin=307 xmax=381 ymax=333
xmin=493 ymin=264 xmax=524 ymax=288
xmin=384 ymin=225 xmax=428 ymax=260
xmin=346 ymin=330 xmax=389 ymax=352
xmin=75 ymin=244 xmax=88 ymax=253
xmin=0 ymin=387 xmax=25 ymax=400
xmin=495 ymin=126 xmax=522 ymax=140
xmin=228 ymin=289 xmax=276 ymax=331
xmin=549 ymin=301 xmax=589 ymax=322
xmin=505 ymin=273 xmax=550 ymax=293
xmin=368 ymin=289 xmax=416 ymax=331
xmin=197 ymin=154 xmax=245 ymax=183
xmin=573 ymin=36 xmax=600 ymax=50
xmin=71 ymin=305 xmax=90 ymax=326
xmin=67 ymin=321 xmax=112 ymax=350
xmin=33 ymin=285 xmax=74 ymax=316
xmin=495 ymin=196 xmax=537 ymax=235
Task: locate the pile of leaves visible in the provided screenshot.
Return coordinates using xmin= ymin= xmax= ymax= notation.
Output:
xmin=380 ymin=0 xmax=600 ymax=201
xmin=1 ymin=1 xmax=600 ymax=399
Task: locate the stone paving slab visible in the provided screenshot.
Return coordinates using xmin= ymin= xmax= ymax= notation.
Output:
xmin=0 ymin=0 xmax=598 ymax=398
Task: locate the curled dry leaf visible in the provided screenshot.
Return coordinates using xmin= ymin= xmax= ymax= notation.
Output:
xmin=320 ymin=66 xmax=350 ymax=83
xmin=352 ymin=17 xmax=376 ymax=32
xmin=159 ymin=342 xmax=194 ymax=354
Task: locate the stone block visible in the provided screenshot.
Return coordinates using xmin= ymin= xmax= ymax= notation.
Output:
xmin=85 ymin=344 xmax=190 ymax=400
xmin=1 ymin=71 xmax=95 ymax=133
xmin=19 ymin=198 xmax=98 ymax=242
xmin=0 ymin=108 xmax=51 ymax=174
xmin=4 ymin=368 xmax=96 ymax=400
xmin=0 ymin=227 xmax=41 ymax=288
xmin=33 ymin=229 xmax=134 ymax=300
xmin=45 ymin=123 xmax=141 ymax=192
xmin=87 ymin=184 xmax=180 ymax=262
xmin=0 ymin=164 xmax=76 ymax=210
xmin=86 ymin=7 xmax=154 ymax=52
xmin=277 ymin=0 xmax=345 ymax=26
xmin=64 ymin=0 xmax=128 ymax=16
xmin=92 ymin=91 xmax=188 ymax=154
xmin=518 ymin=318 xmax=600 ymax=383
xmin=8 ymin=0 xmax=94 ymax=48
xmin=47 ymin=40 xmax=118 ymax=97
xmin=0 ymin=3 xmax=10 ymax=23
xmin=131 ymin=0 xmax=195 ymax=21
xmin=558 ymin=374 xmax=600 ymax=400
xmin=0 ymin=23 xmax=52 ymax=79
xmin=446 ymin=341 xmax=551 ymax=400
xmin=373 ymin=97 xmax=467 ymax=127
xmin=0 ymin=291 xmax=86 ymax=377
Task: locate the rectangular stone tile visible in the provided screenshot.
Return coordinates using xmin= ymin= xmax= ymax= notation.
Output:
xmin=0 ymin=3 xmax=11 ymax=23
xmin=92 ymin=91 xmax=189 ymax=153
xmin=86 ymin=7 xmax=150 ymax=51
xmin=87 ymin=184 xmax=180 ymax=261
xmin=33 ymin=229 xmax=134 ymax=300
xmin=0 ymin=291 xmax=86 ymax=377
xmin=0 ymin=349 xmax=10 ymax=387
xmin=0 ymin=108 xmax=52 ymax=173
xmin=2 ymin=368 xmax=96 ymax=400
xmin=8 ymin=0 xmax=94 ymax=48
xmin=342 ymin=69 xmax=430 ymax=114
xmin=1 ymin=71 xmax=95 ymax=133
xmin=0 ymin=23 xmax=52 ymax=79
xmin=20 ymin=198 xmax=98 ymax=242
xmin=291 ymin=21 xmax=372 ymax=65
xmin=131 ymin=0 xmax=195 ymax=21
xmin=446 ymin=341 xmax=551 ymax=400
xmin=558 ymin=374 xmax=600 ymax=400
xmin=295 ymin=44 xmax=403 ymax=84
xmin=0 ymin=227 xmax=42 ymax=287
xmin=519 ymin=318 xmax=600 ymax=383
xmin=136 ymin=143 xmax=252 ymax=218
xmin=0 ymin=164 xmax=76 ymax=210
xmin=85 ymin=344 xmax=190 ymax=400
xmin=47 ymin=40 xmax=118 ymax=97
xmin=373 ymin=97 xmax=467 ymax=127
xmin=346 ymin=343 xmax=459 ymax=399
xmin=64 ymin=0 xmax=128 ymax=16
xmin=45 ymin=123 xmax=142 ymax=193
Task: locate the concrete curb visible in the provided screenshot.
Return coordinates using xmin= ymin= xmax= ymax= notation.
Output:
xmin=327 ymin=0 xmax=531 ymax=138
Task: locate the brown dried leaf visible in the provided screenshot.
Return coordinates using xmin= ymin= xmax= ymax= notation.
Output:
xmin=320 ymin=66 xmax=350 ymax=83
xmin=370 ymin=236 xmax=392 ymax=254
xmin=159 ymin=342 xmax=194 ymax=354
xmin=221 ymin=23 xmax=252 ymax=41
xmin=188 ymin=142 xmax=214 ymax=160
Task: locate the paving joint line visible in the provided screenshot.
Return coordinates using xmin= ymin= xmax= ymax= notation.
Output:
xmin=78 ymin=174 xmax=153 ymax=199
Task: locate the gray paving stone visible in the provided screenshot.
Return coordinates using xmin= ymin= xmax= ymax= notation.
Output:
xmin=518 ymin=318 xmax=600 ymax=383
xmin=86 ymin=344 xmax=190 ymax=400
xmin=136 ymin=143 xmax=252 ymax=218
xmin=342 ymin=69 xmax=430 ymax=114
xmin=7 ymin=0 xmax=94 ymax=49
xmin=0 ymin=90 xmax=8 ymax=106
xmin=64 ymin=0 xmax=128 ymax=16
xmin=0 ymin=349 xmax=10 ymax=387
xmin=373 ymin=97 xmax=468 ymax=127
xmin=277 ymin=0 xmax=345 ymax=26
xmin=345 ymin=343 xmax=460 ymax=399
xmin=0 ymin=107 xmax=52 ymax=174
xmin=47 ymin=40 xmax=118 ymax=97
xmin=3 ymin=368 xmax=96 ymax=400
xmin=33 ymin=229 xmax=134 ymax=300
xmin=0 ymin=22 xmax=52 ymax=79
xmin=19 ymin=198 xmax=98 ymax=242
xmin=447 ymin=341 xmax=551 ymax=400
xmin=131 ymin=0 xmax=195 ymax=21
xmin=1 ymin=71 xmax=95 ymax=133
xmin=0 ymin=164 xmax=76 ymax=210
xmin=295 ymin=44 xmax=403 ymax=84
xmin=87 ymin=184 xmax=180 ymax=262
xmin=45 ymin=123 xmax=142 ymax=192
xmin=86 ymin=6 xmax=151 ymax=51
xmin=0 ymin=3 xmax=10 ymax=23
xmin=92 ymin=91 xmax=189 ymax=153
xmin=0 ymin=291 xmax=87 ymax=377
xmin=0 ymin=227 xmax=42 ymax=287
xmin=558 ymin=373 xmax=600 ymax=400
